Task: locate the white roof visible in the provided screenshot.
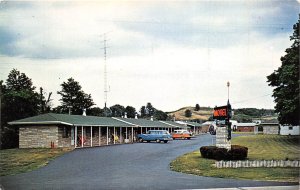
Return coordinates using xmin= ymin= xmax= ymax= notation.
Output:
xmin=236 ymin=123 xmax=257 ymax=127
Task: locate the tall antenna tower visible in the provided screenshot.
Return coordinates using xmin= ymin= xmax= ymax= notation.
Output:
xmin=103 ymin=34 xmax=108 ymax=109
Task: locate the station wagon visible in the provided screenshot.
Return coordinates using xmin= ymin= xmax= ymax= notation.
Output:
xmin=137 ymin=130 xmax=172 ymax=143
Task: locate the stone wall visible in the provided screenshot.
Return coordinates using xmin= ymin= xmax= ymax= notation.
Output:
xmin=216 ymin=127 xmax=231 ymax=150
xmin=57 ymin=126 xmax=72 ymax=148
xmin=19 ymin=126 xmax=58 ymax=148
xmin=215 ymin=160 xmax=300 ymax=168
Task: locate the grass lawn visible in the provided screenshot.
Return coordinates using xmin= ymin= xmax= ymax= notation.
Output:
xmin=0 ymin=148 xmax=71 ymax=176
xmin=170 ymin=135 xmax=300 ymax=182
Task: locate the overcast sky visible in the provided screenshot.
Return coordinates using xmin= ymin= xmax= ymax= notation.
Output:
xmin=0 ymin=0 xmax=299 ymax=112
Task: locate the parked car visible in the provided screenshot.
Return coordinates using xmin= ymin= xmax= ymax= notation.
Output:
xmin=172 ymin=129 xmax=192 ymax=139
xmin=137 ymin=130 xmax=172 ymax=143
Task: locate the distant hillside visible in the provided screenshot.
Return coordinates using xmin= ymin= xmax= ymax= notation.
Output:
xmin=167 ymin=107 xmax=277 ymax=122
xmin=167 ymin=106 xmax=213 ymax=121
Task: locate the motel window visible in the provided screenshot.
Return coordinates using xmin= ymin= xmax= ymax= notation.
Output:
xmin=289 ymin=126 xmax=293 ymax=130
xmin=63 ymin=126 xmax=69 ymax=138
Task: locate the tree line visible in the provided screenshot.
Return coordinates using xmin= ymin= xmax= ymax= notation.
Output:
xmin=0 ymin=70 xmax=169 ymax=148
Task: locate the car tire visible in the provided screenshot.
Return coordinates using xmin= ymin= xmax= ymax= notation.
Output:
xmin=156 ymin=139 xmax=160 ymax=143
xmin=187 ymin=137 xmax=191 ymax=140
xmin=163 ymin=140 xmax=168 ymax=143
xmin=147 ymin=140 xmax=150 ymax=143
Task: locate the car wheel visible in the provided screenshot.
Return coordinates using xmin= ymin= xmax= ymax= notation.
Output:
xmin=187 ymin=137 xmax=191 ymax=140
xmin=163 ymin=140 xmax=168 ymax=143
xmin=139 ymin=138 xmax=143 ymax=143
xmin=147 ymin=140 xmax=150 ymax=143
xmin=156 ymin=139 xmax=161 ymax=143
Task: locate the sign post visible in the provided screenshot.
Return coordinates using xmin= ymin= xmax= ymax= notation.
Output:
xmin=213 ymin=102 xmax=232 ymax=150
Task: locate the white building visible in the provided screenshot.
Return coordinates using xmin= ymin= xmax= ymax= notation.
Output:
xmin=280 ymin=125 xmax=300 ymax=136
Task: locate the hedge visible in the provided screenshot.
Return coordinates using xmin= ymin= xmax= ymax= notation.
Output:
xmin=200 ymin=145 xmax=248 ymax=160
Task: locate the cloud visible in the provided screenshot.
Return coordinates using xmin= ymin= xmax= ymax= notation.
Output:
xmin=0 ymin=1 xmax=298 ymax=59
xmin=0 ymin=1 xmax=298 ymax=111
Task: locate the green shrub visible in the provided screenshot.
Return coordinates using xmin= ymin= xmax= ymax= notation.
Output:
xmin=229 ymin=145 xmax=248 ymax=160
xmin=200 ymin=146 xmax=217 ymax=159
xmin=214 ymin=148 xmax=229 ymax=160
xmin=200 ymin=145 xmax=248 ymax=160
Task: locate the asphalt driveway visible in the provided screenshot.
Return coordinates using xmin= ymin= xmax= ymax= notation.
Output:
xmin=0 ymin=134 xmax=297 ymax=190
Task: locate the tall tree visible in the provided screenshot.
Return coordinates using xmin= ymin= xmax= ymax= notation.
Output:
xmin=87 ymin=107 xmax=104 ymax=116
xmin=125 ymin=106 xmax=136 ymax=118
xmin=4 ymin=69 xmax=40 ymax=122
xmin=140 ymin=106 xmax=146 ymax=118
xmin=195 ymin=104 xmax=200 ymax=111
xmin=267 ymin=17 xmax=299 ymax=125
xmin=57 ymin=78 xmax=95 ymax=115
xmin=110 ymin=104 xmax=125 ymax=117
xmin=1 ymin=69 xmax=40 ymax=149
xmin=185 ymin=109 xmax=192 ymax=118
xmin=146 ymin=102 xmax=156 ymax=116
xmin=154 ymin=110 xmax=168 ymax=121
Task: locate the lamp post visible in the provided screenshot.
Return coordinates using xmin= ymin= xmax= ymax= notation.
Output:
xmin=227 ymin=81 xmax=230 ymax=102
xmin=226 ymin=81 xmax=231 ymax=140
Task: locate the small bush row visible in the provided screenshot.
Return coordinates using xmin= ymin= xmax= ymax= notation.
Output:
xmin=200 ymin=145 xmax=248 ymax=160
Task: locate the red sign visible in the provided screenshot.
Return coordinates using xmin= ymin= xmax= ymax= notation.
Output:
xmin=213 ymin=106 xmax=228 ymax=120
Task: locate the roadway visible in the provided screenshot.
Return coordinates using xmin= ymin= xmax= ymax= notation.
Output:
xmin=0 ymin=134 xmax=298 ymax=190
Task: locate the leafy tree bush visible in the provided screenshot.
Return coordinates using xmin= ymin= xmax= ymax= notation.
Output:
xmin=154 ymin=110 xmax=168 ymax=120
xmin=185 ymin=109 xmax=192 ymax=117
xmin=229 ymin=145 xmax=248 ymax=160
xmin=1 ymin=69 xmax=41 ymax=149
xmin=267 ymin=17 xmax=299 ymax=125
xmin=125 ymin=106 xmax=136 ymax=118
xmin=195 ymin=104 xmax=200 ymax=111
xmin=110 ymin=104 xmax=125 ymax=117
xmin=56 ymin=78 xmax=95 ymax=115
xmin=200 ymin=145 xmax=248 ymax=160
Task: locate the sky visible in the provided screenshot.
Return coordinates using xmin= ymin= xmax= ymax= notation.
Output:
xmin=0 ymin=0 xmax=299 ymax=112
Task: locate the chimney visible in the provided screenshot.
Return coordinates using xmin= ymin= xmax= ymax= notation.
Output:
xmin=135 ymin=113 xmax=138 ymax=119
xmin=151 ymin=116 xmax=153 ymax=121
xmin=82 ymin=108 xmax=86 ymax=116
xmin=124 ymin=112 xmax=127 ymax=118
xmin=173 ymin=116 xmax=176 ymax=122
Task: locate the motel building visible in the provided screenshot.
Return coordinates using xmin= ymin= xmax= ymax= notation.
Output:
xmin=175 ymin=121 xmax=205 ymax=135
xmin=8 ymin=113 xmax=186 ymax=149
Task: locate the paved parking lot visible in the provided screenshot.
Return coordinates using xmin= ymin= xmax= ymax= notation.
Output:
xmin=0 ymin=134 xmax=297 ymax=190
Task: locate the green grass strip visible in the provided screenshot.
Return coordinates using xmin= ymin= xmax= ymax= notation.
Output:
xmin=170 ymin=135 xmax=300 ymax=182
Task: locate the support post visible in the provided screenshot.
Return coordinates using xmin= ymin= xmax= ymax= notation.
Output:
xmin=114 ymin=127 xmax=116 ymax=144
xmin=90 ymin=126 xmax=93 ymax=147
xmin=126 ymin=127 xmax=128 ymax=139
xmin=75 ymin=126 xmax=77 ymax=148
xmin=99 ymin=127 xmax=101 ymax=146
xmin=107 ymin=127 xmax=109 ymax=145
xmin=132 ymin=127 xmax=134 ymax=142
xmin=81 ymin=126 xmax=83 ymax=147
xmin=120 ymin=127 xmax=122 ymax=143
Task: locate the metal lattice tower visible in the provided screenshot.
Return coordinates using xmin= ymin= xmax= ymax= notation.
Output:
xmin=103 ymin=34 xmax=108 ymax=108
